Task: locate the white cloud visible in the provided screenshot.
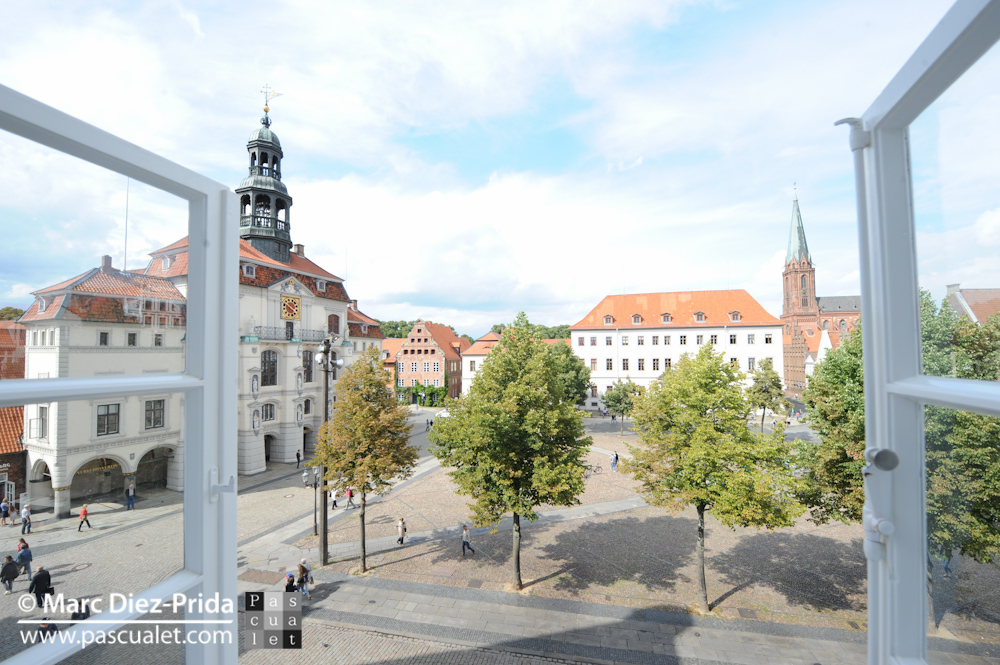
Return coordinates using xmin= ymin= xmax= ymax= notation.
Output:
xmin=3 ymin=284 xmax=35 ymax=301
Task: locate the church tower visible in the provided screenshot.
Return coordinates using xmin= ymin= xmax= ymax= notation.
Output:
xmin=236 ymin=104 xmax=293 ymax=263
xmin=781 ymin=195 xmax=817 ymax=334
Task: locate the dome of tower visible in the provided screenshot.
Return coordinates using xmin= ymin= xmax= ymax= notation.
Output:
xmin=238 ymin=174 xmax=289 ymax=195
xmin=249 ymin=125 xmax=281 ymax=149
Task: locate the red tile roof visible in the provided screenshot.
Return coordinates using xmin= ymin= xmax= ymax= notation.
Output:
xmin=18 ymin=295 xmax=66 ymax=323
xmin=571 ymin=290 xmax=781 ymax=329
xmin=381 ymin=338 xmax=405 ymax=359
xmin=540 ymin=338 xmax=570 ymax=346
xmin=148 ymin=237 xmax=345 ymax=282
xmin=953 ymin=288 xmax=1000 ymax=322
xmin=421 ymin=321 xmax=470 ymax=361
xmin=464 ymin=340 xmax=498 ymax=356
xmin=0 ymin=407 xmax=23 ymax=455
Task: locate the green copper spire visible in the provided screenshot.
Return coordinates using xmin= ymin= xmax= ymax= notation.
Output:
xmin=785 ymin=195 xmax=811 ymax=265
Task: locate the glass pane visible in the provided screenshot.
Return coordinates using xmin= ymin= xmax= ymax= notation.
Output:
xmin=0 ymin=395 xmax=185 ymax=659
xmin=0 ymin=129 xmax=189 ymax=380
xmin=924 ymin=405 xmax=1000 ymax=644
xmin=910 ymin=41 xmax=1000 ymax=381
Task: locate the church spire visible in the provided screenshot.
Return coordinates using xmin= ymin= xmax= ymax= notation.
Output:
xmin=786 ymin=196 xmax=811 ymax=265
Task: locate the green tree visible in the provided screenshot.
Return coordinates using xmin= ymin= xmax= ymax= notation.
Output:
xmin=628 ymin=346 xmax=804 ymax=613
xmin=748 ymin=358 xmax=788 ymax=431
xmin=429 ymin=313 xmax=590 ymax=590
xmin=490 ymin=323 xmax=507 ymax=336
xmin=0 ymin=307 xmax=24 ymax=321
xmin=602 ymin=378 xmax=642 ymax=434
xmin=548 ymin=341 xmax=591 ymax=405
xmin=380 ymin=320 xmax=415 ymax=338
xmin=312 ymin=346 xmax=418 ymax=573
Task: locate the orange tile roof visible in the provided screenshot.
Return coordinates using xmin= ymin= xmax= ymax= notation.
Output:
xmin=0 ymin=407 xmax=23 ymax=455
xmin=381 ymin=338 xmax=405 ymax=359
xmin=422 ymin=321 xmax=469 ymax=361
xmin=35 ymin=268 xmax=184 ymax=301
xmin=572 ymin=290 xmax=781 ymax=329
xmin=955 ymin=288 xmax=1000 ymax=322
xmin=347 ymin=308 xmax=380 ymax=326
xmin=540 ymin=338 xmax=570 ymax=346
xmin=464 ymin=340 xmax=498 ymax=356
xmin=18 ymin=295 xmax=66 ymax=322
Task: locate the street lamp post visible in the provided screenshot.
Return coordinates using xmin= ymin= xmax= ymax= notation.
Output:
xmin=302 ymin=467 xmax=319 ymax=536
xmin=315 ymin=337 xmax=343 ymax=566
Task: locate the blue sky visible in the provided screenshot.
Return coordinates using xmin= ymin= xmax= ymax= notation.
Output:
xmin=2 ymin=0 xmax=994 ymax=338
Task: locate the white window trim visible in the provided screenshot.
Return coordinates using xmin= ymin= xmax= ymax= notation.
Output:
xmin=242 ymin=263 xmax=256 ymax=278
xmin=95 ymin=401 xmax=123 ymax=438
xmin=0 ymin=83 xmax=237 ymax=664
xmin=143 ymin=395 xmax=169 ymax=431
xmin=848 ymin=4 xmax=1000 ymax=663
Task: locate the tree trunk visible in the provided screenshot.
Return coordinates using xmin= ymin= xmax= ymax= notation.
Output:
xmin=359 ymin=491 xmax=367 ymax=573
xmin=696 ymin=502 xmax=710 ymax=613
xmin=761 ymin=408 xmax=766 ymax=432
xmin=620 ymin=413 xmax=624 ymax=435
xmin=512 ymin=512 xmax=523 ymax=591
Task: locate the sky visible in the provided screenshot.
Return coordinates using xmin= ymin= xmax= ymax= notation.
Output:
xmin=1 ymin=0 xmax=996 ymax=338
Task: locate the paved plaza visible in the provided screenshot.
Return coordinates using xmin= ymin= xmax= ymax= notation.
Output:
xmin=0 ymin=407 xmax=998 ymax=664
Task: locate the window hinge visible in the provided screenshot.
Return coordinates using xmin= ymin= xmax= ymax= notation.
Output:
xmin=210 ymin=467 xmax=236 ymax=503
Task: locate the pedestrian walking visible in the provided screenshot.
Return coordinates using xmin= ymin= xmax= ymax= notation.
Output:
xmin=0 ymin=498 xmax=8 ymax=526
xmin=330 ymin=489 xmax=338 ymax=510
xmin=16 ymin=538 xmax=28 ymax=553
xmin=77 ymin=505 xmax=92 ymax=531
xmin=345 ymin=488 xmax=355 ymax=509
xmin=28 ymin=565 xmax=51 ymax=609
xmin=425 ymin=419 xmax=430 ymax=431
xmin=610 ymin=451 xmax=619 ymax=472
xmin=297 ymin=559 xmax=312 ymax=600
xmin=16 ymin=544 xmax=32 ymax=580
xmin=611 ymin=413 xmax=616 ymax=423
xmin=125 ymin=484 xmax=136 ymax=510
xmin=396 ymin=517 xmax=407 ymax=545
xmin=284 ymin=573 xmax=297 ymax=593
xmin=296 ymin=450 xmax=301 ymax=468
xmin=20 ymin=504 xmax=30 ymax=534
xmin=430 ymin=419 xmax=434 ymax=428
xmin=461 ymin=525 xmax=475 ymax=557
xmin=1 ymin=555 xmax=18 ymax=594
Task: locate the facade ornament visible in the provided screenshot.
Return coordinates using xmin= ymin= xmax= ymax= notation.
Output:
xmin=252 ymin=409 xmax=261 ymax=433
xmin=296 ymin=404 xmax=303 ymax=423
xmin=296 ymin=373 xmax=303 ymax=394
xmin=248 ymin=314 xmax=256 ymax=334
xmin=251 ymin=374 xmax=259 ymax=396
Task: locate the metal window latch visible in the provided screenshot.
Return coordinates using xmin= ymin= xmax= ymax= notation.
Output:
xmin=862 ymin=448 xmax=898 ymax=560
xmin=209 ymin=468 xmax=236 ymax=503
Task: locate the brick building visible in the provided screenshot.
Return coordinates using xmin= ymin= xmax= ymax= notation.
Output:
xmin=389 ymin=320 xmax=471 ymax=401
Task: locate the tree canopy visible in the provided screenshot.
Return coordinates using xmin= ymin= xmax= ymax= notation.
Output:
xmin=380 ymin=320 xmax=415 ymax=338
xmin=491 ymin=320 xmax=571 ymax=341
xmin=0 ymin=307 xmax=24 ymax=321
xmin=747 ymin=358 xmax=788 ymax=430
xmin=547 ymin=340 xmax=592 ymax=405
xmin=602 ymin=378 xmax=643 ymax=434
xmin=628 ymin=346 xmax=804 ymax=613
xmin=430 ymin=312 xmax=590 ymax=589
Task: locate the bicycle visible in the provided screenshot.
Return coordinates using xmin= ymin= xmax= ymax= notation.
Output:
xmin=583 ymin=464 xmax=603 ymax=479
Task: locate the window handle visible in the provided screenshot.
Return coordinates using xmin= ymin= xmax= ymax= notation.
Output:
xmin=209 ymin=468 xmax=236 ymax=503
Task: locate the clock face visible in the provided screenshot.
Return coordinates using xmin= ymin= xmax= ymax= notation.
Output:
xmin=281 ymin=295 xmax=300 ymax=320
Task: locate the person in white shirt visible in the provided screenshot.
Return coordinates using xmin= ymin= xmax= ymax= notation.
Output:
xmin=461 ymin=525 xmax=475 ymax=557
xmin=20 ymin=505 xmax=31 ymax=535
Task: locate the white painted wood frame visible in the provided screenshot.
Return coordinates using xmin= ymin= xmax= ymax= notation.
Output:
xmin=0 ymin=84 xmax=238 ymax=665
xmin=844 ymin=2 xmax=1000 ymax=664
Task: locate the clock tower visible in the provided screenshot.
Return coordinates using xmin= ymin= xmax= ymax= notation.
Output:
xmin=236 ymin=105 xmax=293 ymax=263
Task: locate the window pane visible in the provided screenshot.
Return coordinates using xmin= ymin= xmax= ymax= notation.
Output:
xmin=910 ymin=42 xmax=1000 ymax=381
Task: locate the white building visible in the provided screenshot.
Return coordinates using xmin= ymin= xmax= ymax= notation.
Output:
xmin=461 ymin=331 xmax=500 ymax=394
xmin=18 ymin=256 xmax=187 ymax=517
xmin=570 ymin=290 xmax=784 ymax=411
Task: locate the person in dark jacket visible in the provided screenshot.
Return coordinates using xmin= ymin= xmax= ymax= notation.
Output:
xmin=36 ymin=618 xmax=59 ymax=640
xmin=284 ymin=573 xmax=297 ymax=593
xmin=15 ymin=546 xmax=32 ymax=581
xmin=70 ymin=599 xmax=91 ymax=621
xmin=1 ymin=555 xmax=18 ymax=594
xmin=28 ymin=566 xmax=51 ymax=609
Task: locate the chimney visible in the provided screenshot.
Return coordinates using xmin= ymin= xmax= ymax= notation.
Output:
xmin=946 ymin=283 xmax=961 ymax=295
xmin=293 ymin=244 xmax=304 ymax=257
xmin=349 ymin=299 xmax=358 ymax=310
xmin=101 ymin=255 xmax=113 ymax=273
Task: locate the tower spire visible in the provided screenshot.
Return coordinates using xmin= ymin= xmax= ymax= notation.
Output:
xmin=786 ymin=196 xmax=811 ymax=265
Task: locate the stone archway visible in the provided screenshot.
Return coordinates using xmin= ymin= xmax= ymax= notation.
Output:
xmin=136 ymin=446 xmax=176 ymax=490
xmin=70 ymin=457 xmax=124 ymax=504
xmin=264 ymin=435 xmax=275 ymax=463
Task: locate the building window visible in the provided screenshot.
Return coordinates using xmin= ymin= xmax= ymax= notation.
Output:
xmin=261 ymin=350 xmax=278 ymax=386
xmin=638 ymin=359 xmax=645 ymax=371
xmin=423 ymin=362 xmax=430 ymax=372
xmin=398 ymin=377 xmax=405 ymax=386
xmin=748 ymin=334 xmax=755 ymax=344
xmin=31 ymin=406 xmax=48 ymax=439
xmin=591 ymin=385 xmax=598 ymax=397
xmin=604 ymin=315 xmax=613 ymax=325
xmin=661 ymin=313 xmax=671 ymax=323
xmin=622 ymin=336 xmax=629 ymax=346
xmin=99 ymin=332 xmax=110 ymax=346
xmin=710 ymin=334 xmax=718 ymax=345
xmin=606 ymin=358 xmax=613 ymax=370
xmin=316 ymin=280 xmax=326 ymax=292
xmin=801 ymin=274 xmax=809 ymax=307
xmin=622 ymin=359 xmax=629 ymax=371
xmin=765 ymin=334 xmax=773 ymax=344
xmin=127 ymin=332 xmax=137 ymax=346
xmin=730 ymin=312 xmax=741 ymax=322
xmin=590 ymin=336 xmax=597 ymax=346
xmin=97 ymin=403 xmax=120 ymax=436
xmin=242 ymin=264 xmax=256 ymax=278
xmin=696 ymin=335 xmax=704 ymax=345
xmin=652 ymin=358 xmax=659 ymax=371
xmin=590 ymin=359 xmax=597 ymax=371
xmin=301 ymin=351 xmax=313 ymax=383
xmin=730 ymin=358 xmax=738 ymax=366
xmin=606 ymin=336 xmax=613 ymax=346
xmin=680 ymin=335 xmax=687 ymax=345
xmin=433 ymin=362 xmax=440 ymax=372
xmin=840 ymin=319 xmax=847 ymax=332
xmin=154 ymin=333 xmax=163 ymax=347
xmin=637 ymin=336 xmax=644 ymax=345
xmin=410 ymin=362 xmax=418 ymax=372
xmin=730 ymin=334 xmax=737 ymax=344
xmin=664 ymin=336 xmax=671 ymax=345
xmin=423 ymin=378 xmax=430 ymax=386
xmin=664 ymin=358 xmax=671 ymax=369
xmin=695 ymin=313 xmax=705 ymax=322
xmin=31 ymin=332 xmax=37 ymax=346
xmin=145 ymin=399 xmax=165 ymax=429
xmin=397 ymin=362 xmax=404 ymax=373
xmin=652 ymin=336 xmax=658 ymax=345
xmin=304 ymin=400 xmax=311 ymax=415
xmin=328 ymin=314 xmax=340 ymax=334
xmin=578 ymin=337 xmax=584 ymax=346
xmin=262 ymin=404 xmax=275 ymax=421
xmin=433 ymin=379 xmax=440 ymax=387
xmin=632 ymin=314 xmax=641 ymax=324
xmin=748 ymin=357 xmax=756 ymax=371
xmin=470 ymin=360 xmax=476 ymax=372
xmin=40 ymin=331 xmax=46 ymax=346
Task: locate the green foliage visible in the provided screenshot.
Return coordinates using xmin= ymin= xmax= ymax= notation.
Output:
xmin=430 ymin=313 xmax=591 ymax=589
xmin=602 ymin=378 xmax=643 ymax=433
xmin=312 ymin=346 xmax=418 ymax=572
xmin=380 ymin=320 xmax=415 ymax=338
xmin=490 ymin=319 xmax=570 ymax=341
xmin=548 ymin=341 xmax=592 ymax=405
xmin=800 ymin=327 xmax=866 ymax=524
xmin=0 ymin=307 xmax=24 ymax=321
xmin=747 ymin=358 xmax=789 ymax=430
xmin=461 ymin=334 xmax=475 ymax=345
xmin=396 ymin=383 xmax=449 ymax=406
xmin=628 ymin=345 xmax=804 ymax=612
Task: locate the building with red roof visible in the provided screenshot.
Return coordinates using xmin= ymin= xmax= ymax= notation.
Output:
xmin=389 ymin=320 xmax=471 ymax=401
xmin=0 ymin=321 xmax=25 ymax=381
xmin=571 ymin=290 xmax=784 ymax=411
xmin=947 ymin=284 xmax=1000 ymax=323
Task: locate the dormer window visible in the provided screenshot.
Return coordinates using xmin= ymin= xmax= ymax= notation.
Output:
xmin=361 ymin=325 xmax=368 ymax=334
xmin=631 ymin=314 xmax=642 ymax=325
xmin=38 ymin=298 xmax=47 ymax=312
xmin=661 ymin=313 xmax=671 ymax=324
xmin=162 ymin=255 xmax=173 ymax=269
xmin=242 ymin=264 xmax=256 ymax=278
xmin=695 ymin=312 xmax=705 ymax=322
xmin=603 ymin=315 xmax=614 ymax=326
xmin=316 ymin=280 xmax=327 ymax=292
xmin=730 ymin=311 xmax=741 ymax=322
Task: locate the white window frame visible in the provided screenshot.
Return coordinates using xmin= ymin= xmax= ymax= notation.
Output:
xmin=261 ymin=403 xmax=276 ymax=421
xmin=0 ymin=84 xmax=237 ymax=664
xmin=846 ymin=3 xmax=1000 ymax=663
xmin=143 ymin=397 xmax=167 ymax=431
